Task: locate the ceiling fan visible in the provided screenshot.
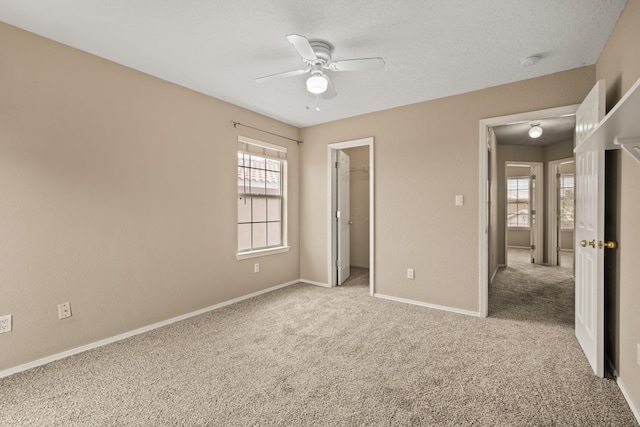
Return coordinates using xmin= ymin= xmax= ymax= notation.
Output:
xmin=256 ymin=34 xmax=385 ymax=100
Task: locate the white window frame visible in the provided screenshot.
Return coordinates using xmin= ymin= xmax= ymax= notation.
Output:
xmin=559 ymin=173 xmax=575 ymax=230
xmin=506 ymin=176 xmax=531 ymax=229
xmin=236 ymin=136 xmax=289 ymax=260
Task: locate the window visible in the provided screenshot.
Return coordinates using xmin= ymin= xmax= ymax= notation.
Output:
xmin=559 ymin=173 xmax=575 ymax=229
xmin=237 ymin=137 xmax=288 ymax=258
xmin=507 ymin=177 xmax=529 ymax=228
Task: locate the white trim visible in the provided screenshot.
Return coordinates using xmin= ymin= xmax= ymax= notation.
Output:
xmin=547 ymin=157 xmax=574 ymax=266
xmin=238 ymin=135 xmax=287 ymax=153
xmin=617 ymin=377 xmax=640 ymax=424
xmin=478 ymin=104 xmax=580 ymax=317
xmin=374 ymin=293 xmax=481 ymax=317
xmin=236 ymin=246 xmax=290 ymax=260
xmin=328 ymin=137 xmax=375 ymax=296
xmin=0 ymin=279 xmax=299 ymax=379
xmin=505 ymin=161 xmax=544 ymax=264
xmin=490 ymin=264 xmax=506 ymax=284
xmin=300 ymin=279 xmax=331 ymax=288
xmin=606 ymin=356 xmax=640 ymax=425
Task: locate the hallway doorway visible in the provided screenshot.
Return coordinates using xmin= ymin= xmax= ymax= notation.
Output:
xmin=478 ymin=104 xmax=579 ymax=317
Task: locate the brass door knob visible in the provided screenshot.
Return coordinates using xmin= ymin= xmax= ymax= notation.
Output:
xmin=580 ymin=239 xmax=596 ymax=248
xmin=598 ymin=240 xmax=618 ymax=249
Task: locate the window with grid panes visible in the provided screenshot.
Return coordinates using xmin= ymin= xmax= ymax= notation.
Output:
xmin=559 ymin=173 xmax=575 ymax=230
xmin=237 ymin=137 xmax=286 ymax=254
xmin=507 ymin=177 xmax=530 ymax=228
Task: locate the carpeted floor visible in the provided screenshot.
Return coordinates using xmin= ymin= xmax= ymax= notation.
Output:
xmin=1 ymin=264 xmax=637 ymax=426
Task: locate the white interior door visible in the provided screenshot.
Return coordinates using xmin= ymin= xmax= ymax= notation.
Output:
xmin=574 ymin=80 xmax=606 ymax=377
xmin=529 ymin=168 xmax=537 ymax=263
xmin=337 ymin=150 xmax=351 ymax=285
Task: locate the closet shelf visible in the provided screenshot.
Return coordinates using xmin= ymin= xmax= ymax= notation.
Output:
xmin=574 ymin=77 xmax=640 ymax=164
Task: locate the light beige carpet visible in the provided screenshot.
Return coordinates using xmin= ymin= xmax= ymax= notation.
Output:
xmin=1 ymin=266 xmax=637 ymax=426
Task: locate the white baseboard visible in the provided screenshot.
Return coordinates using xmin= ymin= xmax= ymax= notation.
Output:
xmin=0 ymin=279 xmax=299 ymax=379
xmin=374 ymin=293 xmax=481 ymax=317
xmin=617 ymin=377 xmax=640 ymax=424
xmin=300 ymin=279 xmax=331 ymax=288
xmin=490 ymin=264 xmax=506 ymax=284
xmin=605 ymin=355 xmax=640 ymax=424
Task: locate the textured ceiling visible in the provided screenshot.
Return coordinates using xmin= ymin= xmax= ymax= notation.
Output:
xmin=0 ymin=0 xmax=627 ymax=128
xmin=494 ymin=116 xmax=576 ymax=146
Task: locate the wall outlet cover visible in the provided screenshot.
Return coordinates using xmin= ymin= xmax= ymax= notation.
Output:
xmin=58 ymin=302 xmax=72 ymax=319
xmin=0 ymin=314 xmax=12 ymax=333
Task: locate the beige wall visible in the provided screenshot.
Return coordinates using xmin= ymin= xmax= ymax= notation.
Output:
xmin=0 ymin=23 xmax=301 ymax=371
xmin=596 ymin=0 xmax=640 ymax=414
xmin=300 ymin=67 xmax=595 ymax=312
xmin=343 ymin=147 xmax=370 ymax=268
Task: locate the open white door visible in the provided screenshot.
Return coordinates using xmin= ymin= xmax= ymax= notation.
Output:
xmin=574 ymin=80 xmax=606 ymax=377
xmin=529 ymin=168 xmax=537 ymax=263
xmin=337 ymin=150 xmax=351 ymax=285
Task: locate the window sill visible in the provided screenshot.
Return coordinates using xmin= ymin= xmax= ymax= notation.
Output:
xmin=236 ymin=246 xmax=290 ymax=260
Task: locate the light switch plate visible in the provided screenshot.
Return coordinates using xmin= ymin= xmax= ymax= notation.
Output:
xmin=455 ymin=195 xmax=464 ymax=206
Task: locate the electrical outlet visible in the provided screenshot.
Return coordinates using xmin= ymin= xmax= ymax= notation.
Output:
xmin=407 ymin=268 xmax=415 ymax=280
xmin=0 ymin=315 xmax=12 ymax=333
xmin=58 ymin=302 xmax=72 ymax=319
xmin=254 ymin=263 xmax=260 ymax=273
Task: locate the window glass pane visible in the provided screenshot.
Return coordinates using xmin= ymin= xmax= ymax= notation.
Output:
xmin=250 ymin=157 xmax=266 ymax=195
xmin=252 ymin=197 xmax=267 ymax=222
xmin=266 ymin=158 xmax=280 ymax=172
xmin=507 ymin=177 xmax=530 ymax=228
xmin=267 ymin=198 xmax=281 ymax=221
xmin=238 ymin=197 xmax=251 ymax=223
xmin=560 ymin=173 xmax=575 ymax=229
xmin=238 ymin=143 xmax=286 ymax=252
xmin=252 ymin=223 xmax=267 ymax=248
xmin=267 ymin=222 xmax=282 ymax=247
xmin=238 ymin=224 xmax=251 ymax=251
xmin=265 ymin=170 xmax=281 ymax=195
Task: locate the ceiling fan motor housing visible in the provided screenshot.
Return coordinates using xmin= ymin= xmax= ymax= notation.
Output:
xmin=307 ymin=40 xmax=333 ymax=65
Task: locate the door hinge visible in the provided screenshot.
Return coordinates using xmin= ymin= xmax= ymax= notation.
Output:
xmin=336 ymin=260 xmax=340 ymax=268
xmin=336 ymin=210 xmax=340 ymax=219
xmin=335 ymin=161 xmax=340 ymax=169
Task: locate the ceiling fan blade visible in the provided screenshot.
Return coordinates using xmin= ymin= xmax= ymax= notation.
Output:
xmin=286 ymin=34 xmax=317 ymax=62
xmin=256 ymin=68 xmax=309 ymax=83
xmin=328 ymin=57 xmax=385 ymax=72
xmin=323 ymin=75 xmax=337 ymax=99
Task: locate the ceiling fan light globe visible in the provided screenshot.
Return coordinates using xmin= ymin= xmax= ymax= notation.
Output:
xmin=529 ymin=125 xmax=543 ymax=138
xmin=307 ymin=74 xmax=328 ymax=94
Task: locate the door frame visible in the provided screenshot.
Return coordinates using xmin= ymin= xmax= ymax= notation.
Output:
xmin=478 ymin=105 xmax=579 ymax=317
xmin=504 ymin=161 xmax=544 ymax=265
xmin=328 ymin=137 xmax=375 ymax=295
xmin=548 ymin=157 xmax=575 ymax=266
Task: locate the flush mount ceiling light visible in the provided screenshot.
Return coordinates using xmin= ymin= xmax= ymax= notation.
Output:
xmin=529 ymin=123 xmax=543 ymax=138
xmin=520 ymin=55 xmax=541 ymax=67
xmin=306 ymin=72 xmax=328 ymax=94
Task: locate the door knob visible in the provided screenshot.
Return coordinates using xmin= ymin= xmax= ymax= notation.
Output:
xmin=580 ymin=239 xmax=596 ymax=248
xmin=598 ymin=240 xmax=618 ymax=250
